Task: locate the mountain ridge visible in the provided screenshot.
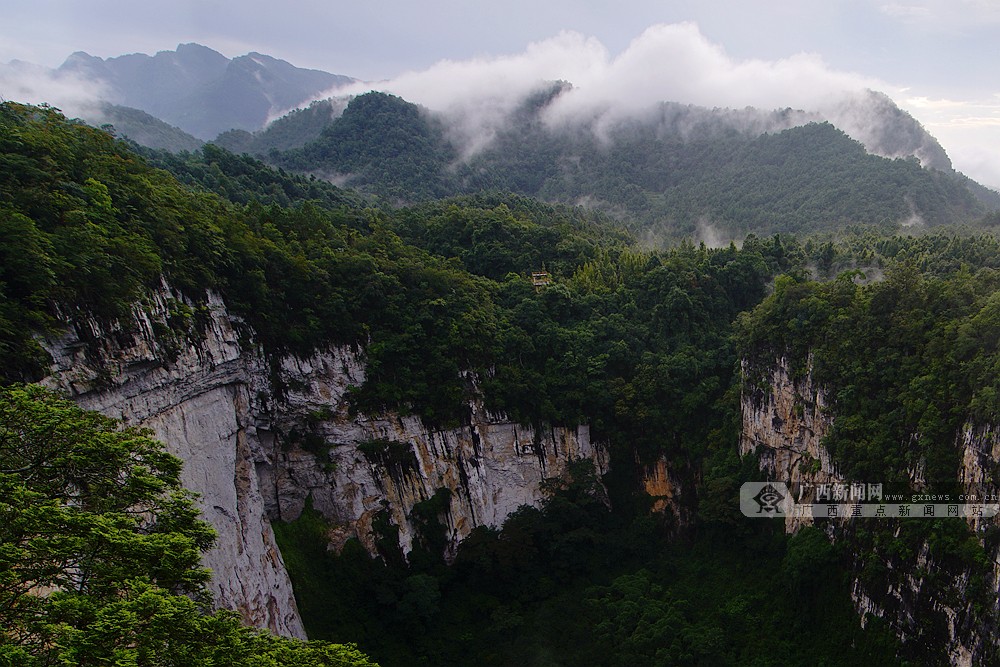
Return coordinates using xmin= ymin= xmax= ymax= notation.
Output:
xmin=58 ymin=42 xmax=354 ymax=139
xmin=36 ymin=43 xmax=998 ymax=241
xmin=263 ymin=90 xmax=993 ymax=240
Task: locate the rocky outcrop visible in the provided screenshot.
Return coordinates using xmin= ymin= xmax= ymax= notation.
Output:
xmin=42 ymin=286 xmax=306 ymax=638
xmin=638 ymin=455 xmax=687 ymax=524
xmin=739 ymin=358 xmax=840 ymax=531
xmin=40 ymin=282 xmax=608 ymax=636
xmin=264 ymin=349 xmax=608 ymax=557
xmin=740 ymin=357 xmax=1000 ymax=666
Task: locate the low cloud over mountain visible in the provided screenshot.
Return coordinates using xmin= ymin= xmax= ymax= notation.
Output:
xmin=321 ymin=23 xmax=948 ymax=169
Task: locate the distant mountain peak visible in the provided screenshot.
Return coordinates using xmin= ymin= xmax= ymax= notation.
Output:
xmin=55 ymin=43 xmax=354 ymax=140
xmin=174 ymin=42 xmax=224 ymax=55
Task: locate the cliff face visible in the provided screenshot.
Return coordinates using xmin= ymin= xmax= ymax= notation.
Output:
xmin=739 ymin=358 xmax=839 ymax=531
xmin=740 ymin=358 xmax=999 ymax=666
xmin=265 ymin=348 xmax=607 ymax=558
xmin=42 ymin=286 xmax=307 ymax=638
xmin=40 ymin=283 xmax=608 ymax=636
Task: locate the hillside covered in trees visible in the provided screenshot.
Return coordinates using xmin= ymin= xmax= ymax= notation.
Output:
xmin=6 ymin=100 xmax=1000 ymax=664
xmin=220 ymin=91 xmax=996 ymax=242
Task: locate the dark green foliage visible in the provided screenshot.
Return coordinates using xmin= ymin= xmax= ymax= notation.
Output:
xmin=356 ymin=438 xmax=419 ymax=471
xmin=276 ymin=92 xmax=457 ymax=202
xmin=214 ymin=99 xmax=345 ymax=155
xmin=737 ymin=233 xmax=1000 ymax=662
xmin=276 ymin=461 xmax=902 ymax=666
xmin=93 ymin=103 xmax=204 ymax=153
xmin=738 ymin=235 xmax=1000 ymax=485
xmin=137 ymin=141 xmax=370 ymax=209
xmin=0 ymin=385 xmax=380 ymax=666
xmin=408 ymin=488 xmax=454 ymax=567
xmin=10 ymin=101 xmax=996 ymax=665
xmin=517 ymin=120 xmax=986 ymax=238
xmin=0 ymin=104 xmax=500 ymax=424
xmin=0 ymin=102 xmax=200 ymax=379
xmin=262 ymin=92 xmax=994 ymax=240
xmin=389 ymin=193 xmax=628 ymax=280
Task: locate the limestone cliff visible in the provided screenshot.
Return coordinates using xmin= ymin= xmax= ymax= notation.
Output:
xmin=740 ymin=357 xmax=999 ymax=666
xmin=42 ymin=285 xmax=307 ymax=638
xmin=739 ymin=357 xmax=839 ymax=531
xmin=264 ymin=348 xmax=608 ymax=558
xmin=40 ymin=282 xmax=608 ymax=636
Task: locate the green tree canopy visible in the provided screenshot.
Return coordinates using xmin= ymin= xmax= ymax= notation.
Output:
xmin=0 ymin=384 xmax=378 ymax=666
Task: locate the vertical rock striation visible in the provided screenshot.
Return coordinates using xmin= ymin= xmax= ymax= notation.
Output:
xmin=739 ymin=357 xmax=839 ymax=531
xmin=740 ymin=357 xmax=1000 ymax=666
xmin=40 ymin=283 xmax=608 ymax=636
xmin=42 ymin=286 xmax=307 ymax=638
xmin=257 ymin=348 xmax=609 ymax=559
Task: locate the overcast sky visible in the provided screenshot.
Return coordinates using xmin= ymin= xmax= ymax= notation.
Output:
xmin=3 ymin=0 xmax=999 ymax=188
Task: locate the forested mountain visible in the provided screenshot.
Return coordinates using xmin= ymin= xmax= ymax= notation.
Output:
xmin=7 ymin=96 xmax=1000 ymax=666
xmin=257 ymin=90 xmax=994 ymax=241
xmin=93 ymin=103 xmax=204 ymax=152
xmin=214 ymin=98 xmax=349 ymax=155
xmin=49 ymin=44 xmax=995 ymax=243
xmin=58 ymin=43 xmax=354 ymax=139
xmin=275 ymin=92 xmax=458 ymax=202
xmin=43 ymin=43 xmax=995 ymax=244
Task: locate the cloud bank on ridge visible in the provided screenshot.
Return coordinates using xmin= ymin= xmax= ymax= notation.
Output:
xmin=324 ymin=23 xmax=891 ymax=158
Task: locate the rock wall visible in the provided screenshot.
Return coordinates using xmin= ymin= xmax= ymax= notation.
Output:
xmin=265 ymin=349 xmax=607 ymax=556
xmin=40 ymin=283 xmax=608 ymax=635
xmin=739 ymin=358 xmax=839 ymax=531
xmin=740 ymin=357 xmax=999 ymax=666
xmin=42 ymin=286 xmax=306 ymax=638
xmin=637 ymin=455 xmax=688 ymax=523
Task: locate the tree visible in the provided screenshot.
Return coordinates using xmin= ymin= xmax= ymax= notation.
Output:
xmin=0 ymin=385 xmax=379 ymax=666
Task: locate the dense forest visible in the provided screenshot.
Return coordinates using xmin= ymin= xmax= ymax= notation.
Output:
xmin=5 ymin=100 xmax=1000 ymax=665
xmin=242 ymin=91 xmax=993 ymax=240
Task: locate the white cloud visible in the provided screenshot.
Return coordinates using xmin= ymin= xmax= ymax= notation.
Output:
xmin=321 ymin=22 xmax=883 ymax=156
xmin=314 ymin=21 xmax=1000 ymax=189
xmin=539 ymin=23 xmax=881 ymax=123
xmin=329 ymin=30 xmax=610 ymax=157
xmin=331 ymin=22 xmax=881 ymax=115
xmin=899 ymin=93 xmax=1000 ymax=188
xmin=0 ymin=59 xmax=110 ymax=117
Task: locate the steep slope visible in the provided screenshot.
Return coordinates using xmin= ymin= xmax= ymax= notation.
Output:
xmin=265 ymin=90 xmax=994 ymax=240
xmin=89 ymin=103 xmax=204 ymax=152
xmin=13 ymin=100 xmax=1000 ymax=664
xmin=0 ymin=102 xmax=620 ymax=637
xmin=58 ymin=43 xmax=353 ymax=139
xmin=39 ymin=280 xmax=607 ymax=637
xmin=737 ymin=251 xmax=1000 ymax=665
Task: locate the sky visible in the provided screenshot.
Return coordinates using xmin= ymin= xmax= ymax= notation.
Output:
xmin=2 ymin=0 xmax=999 ymax=188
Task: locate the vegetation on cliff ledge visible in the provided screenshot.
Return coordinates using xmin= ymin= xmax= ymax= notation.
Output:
xmin=0 ymin=384 xmax=379 ymax=666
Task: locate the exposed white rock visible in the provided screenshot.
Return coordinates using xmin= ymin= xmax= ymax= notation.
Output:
xmin=262 ymin=348 xmax=609 ymax=558
xmin=741 ymin=356 xmax=997 ymax=666
xmin=40 ymin=281 xmax=609 ymax=636
xmin=41 ymin=285 xmax=306 ymax=638
xmin=739 ymin=357 xmax=840 ymax=531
